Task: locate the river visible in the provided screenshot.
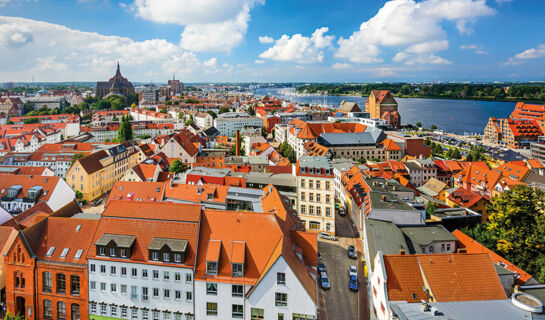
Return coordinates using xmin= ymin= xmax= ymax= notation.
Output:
xmin=254 ymin=88 xmax=516 ymax=135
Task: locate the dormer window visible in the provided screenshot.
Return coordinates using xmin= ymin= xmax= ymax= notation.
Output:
xmin=207 ymin=261 xmax=218 ymax=275
xmin=231 ymin=241 xmax=245 ymax=278
xmin=206 ymin=240 xmax=221 ymax=276
xmin=99 ymin=247 xmax=105 ymax=256
xmin=163 ymin=252 xmax=170 ymax=262
xmin=174 ymin=253 xmax=181 ymax=262
xmin=232 ymin=264 xmax=243 ymax=277
xmin=109 ymin=248 xmax=116 ymax=257
xmin=152 ymin=252 xmax=159 ymax=261
xmin=120 ymin=249 xmax=127 ymax=258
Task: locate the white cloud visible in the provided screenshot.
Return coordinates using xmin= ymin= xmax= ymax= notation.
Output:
xmin=506 ymin=44 xmax=545 ymax=65
xmin=259 ymin=36 xmax=274 ymax=44
xmin=0 ymin=16 xmax=224 ymax=81
xmin=254 ymin=59 xmax=265 ymax=64
xmin=335 ymin=0 xmax=494 ymax=64
xmin=130 ymin=0 xmax=264 ymax=52
xmin=460 ymin=43 xmax=488 ymax=54
xmin=332 ymin=63 xmax=352 ymax=69
xmin=259 ymin=27 xmax=334 ymax=63
xmin=460 ymin=44 xmax=477 ymax=50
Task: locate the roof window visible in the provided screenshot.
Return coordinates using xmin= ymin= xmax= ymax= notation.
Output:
xmin=46 ymin=247 xmax=55 ymax=257
xmin=60 ymin=248 xmax=69 ymax=258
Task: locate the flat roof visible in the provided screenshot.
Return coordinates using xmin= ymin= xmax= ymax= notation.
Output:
xmin=298 ymin=156 xmax=332 ymax=170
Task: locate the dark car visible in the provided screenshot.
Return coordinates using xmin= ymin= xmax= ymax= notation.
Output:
xmin=349 ymin=275 xmax=358 ymax=291
xmin=339 ymin=208 xmax=346 ymax=216
xmin=347 ymin=245 xmax=357 ymax=259
xmin=318 ymin=263 xmax=327 ymax=273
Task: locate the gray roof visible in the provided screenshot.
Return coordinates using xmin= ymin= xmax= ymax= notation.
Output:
xmin=404 ymin=161 xmax=422 ymax=171
xmin=225 ymin=156 xmax=269 ymax=165
xmin=318 ymin=128 xmax=385 ymax=146
xmin=148 ymin=237 xmax=188 ymax=252
xmin=365 ymin=176 xmax=414 ymax=194
xmin=519 ymin=286 xmax=545 ymax=305
xmin=95 ymin=234 xmax=136 ymax=248
xmin=298 ymin=156 xmax=332 ymax=170
xmin=390 ymin=300 xmax=545 ymax=320
xmin=369 ymin=191 xmax=418 ymax=211
xmin=399 ymin=225 xmax=457 ymax=252
xmin=365 ymin=219 xmax=409 ymax=269
xmin=494 ymin=263 xmax=515 ymax=276
xmin=331 ymin=159 xmax=357 ymax=172
xmin=238 ymin=172 xmax=296 ymax=187
xmin=186 ymin=167 xmax=231 ymax=177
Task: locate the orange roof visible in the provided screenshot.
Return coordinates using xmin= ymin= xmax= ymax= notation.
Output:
xmin=527 ymin=158 xmax=545 ymax=169
xmin=381 ymin=138 xmax=402 ymax=151
xmin=164 ymin=183 xmax=229 ymax=204
xmin=206 ymin=239 xmax=222 ymax=262
xmin=103 ymin=200 xmax=201 ymax=222
xmin=452 ymin=230 xmax=533 ymax=285
xmin=384 ymin=253 xmax=506 ymax=302
xmin=106 ymin=181 xmax=165 ymax=206
xmin=131 ymin=163 xmax=159 ymax=181
xmin=418 ymin=253 xmax=507 ymax=302
xmin=447 ymin=187 xmax=485 ymax=208
xmin=231 ymin=241 xmax=246 ymax=264
xmin=494 ymin=161 xmax=530 ymax=181
xmin=0 ymin=174 xmax=60 ymax=202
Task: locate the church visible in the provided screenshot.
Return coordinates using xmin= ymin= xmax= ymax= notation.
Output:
xmin=96 ymin=62 xmax=135 ymax=99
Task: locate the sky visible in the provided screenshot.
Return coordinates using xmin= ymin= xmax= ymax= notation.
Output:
xmin=0 ymin=0 xmax=544 ymax=83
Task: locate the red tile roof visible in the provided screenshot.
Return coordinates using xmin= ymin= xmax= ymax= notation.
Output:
xmin=106 ymin=181 xmax=166 ymax=206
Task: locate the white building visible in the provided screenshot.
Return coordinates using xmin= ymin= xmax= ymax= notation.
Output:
xmin=404 ymin=159 xmax=438 ymax=188
xmin=213 ymin=112 xmax=263 ymax=136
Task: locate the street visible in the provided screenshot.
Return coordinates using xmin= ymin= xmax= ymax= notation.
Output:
xmin=317 ymin=212 xmax=367 ymax=320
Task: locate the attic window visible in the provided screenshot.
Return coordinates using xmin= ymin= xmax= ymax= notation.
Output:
xmin=156 ymin=188 xmax=160 ymax=192
xmin=46 ymin=247 xmax=55 ymax=257
xmin=60 ymin=248 xmax=69 ymax=258
xmin=75 ymin=225 xmax=81 ymax=232
xmin=74 ymin=249 xmax=83 ymax=259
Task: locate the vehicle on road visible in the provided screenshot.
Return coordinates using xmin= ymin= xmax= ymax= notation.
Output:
xmin=93 ymin=198 xmax=102 ymax=206
xmin=320 ymin=272 xmax=330 ymax=290
xmin=339 ymin=208 xmax=345 ymax=216
xmin=349 ymin=265 xmax=357 ymax=278
xmin=318 ymin=263 xmax=327 ymax=273
xmin=347 ymin=245 xmax=357 ymax=259
xmin=349 ymin=275 xmax=358 ymax=291
xmin=318 ymin=232 xmax=337 ymax=241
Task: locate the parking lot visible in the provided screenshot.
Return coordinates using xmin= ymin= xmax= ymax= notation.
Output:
xmin=317 ymin=212 xmax=366 ymax=320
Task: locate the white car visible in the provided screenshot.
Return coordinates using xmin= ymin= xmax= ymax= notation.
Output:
xmin=318 ymin=232 xmax=337 ymax=241
xmin=349 ymin=265 xmax=357 ymax=278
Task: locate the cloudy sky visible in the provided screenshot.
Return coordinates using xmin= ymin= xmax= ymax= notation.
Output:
xmin=0 ymin=0 xmax=544 ymax=83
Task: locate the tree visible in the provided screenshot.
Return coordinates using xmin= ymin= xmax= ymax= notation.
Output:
xmin=112 ymin=115 xmax=119 ymax=121
xmin=185 ymin=115 xmax=194 ymax=126
xmin=425 ymin=202 xmax=436 ymax=218
xmin=219 ymin=107 xmax=229 ymax=114
xmin=169 ymin=159 xmax=189 ymax=174
xmin=207 ymin=110 xmax=217 ymax=119
xmin=248 ymin=105 xmax=255 ymax=116
xmin=463 ymin=185 xmax=545 ymax=283
xmin=416 ymin=122 xmax=422 ymax=128
xmin=466 ymin=145 xmax=486 ymax=161
xmin=431 ymin=124 xmax=437 ymax=130
xmin=4 ymin=313 xmax=26 ymax=320
xmin=6 ymin=119 xmax=13 ymax=124
xmin=117 ymin=114 xmax=133 ymax=142
xmin=159 ymin=107 xmax=167 ymax=114
xmin=165 ymin=100 xmax=172 ymax=105
xmin=23 ymin=101 xmax=35 ymax=115
xmin=23 ymin=117 xmax=39 ymax=124
xmin=71 ymin=153 xmax=85 ymax=165
xmin=75 ymin=190 xmax=83 ymax=200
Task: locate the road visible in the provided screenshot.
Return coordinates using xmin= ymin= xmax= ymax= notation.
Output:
xmin=317 ymin=212 xmax=367 ymax=320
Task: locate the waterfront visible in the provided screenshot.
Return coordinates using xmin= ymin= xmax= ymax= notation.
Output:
xmin=255 ymin=88 xmax=516 ymax=135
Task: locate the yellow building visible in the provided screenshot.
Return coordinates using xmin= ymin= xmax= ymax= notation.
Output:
xmin=66 ymin=142 xmax=139 ymax=202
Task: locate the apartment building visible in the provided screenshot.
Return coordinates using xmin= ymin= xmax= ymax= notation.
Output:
xmin=158 ymin=129 xmax=204 ymax=163
xmin=88 ymin=201 xmax=201 ymax=320
xmin=295 ymin=156 xmax=336 ymax=234
xmin=66 ymin=142 xmax=139 ymax=201
xmin=484 ymin=117 xmax=542 ymax=148
xmin=404 ymin=159 xmax=438 ymax=187
xmin=213 ymin=113 xmax=263 ymax=137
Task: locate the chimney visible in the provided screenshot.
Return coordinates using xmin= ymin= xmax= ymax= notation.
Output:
xmin=235 ymin=130 xmax=240 ymax=156
xmin=399 ymin=249 xmax=405 ymax=255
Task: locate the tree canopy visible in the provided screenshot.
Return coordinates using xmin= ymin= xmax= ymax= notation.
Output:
xmin=117 ymin=114 xmax=133 ymax=142
xmin=169 ymin=159 xmax=189 ymax=174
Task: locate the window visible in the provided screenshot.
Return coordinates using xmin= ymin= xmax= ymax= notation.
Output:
xmin=175 ymin=290 xmax=181 ymax=300
xmin=164 ymin=289 xmax=170 ymax=299
xmin=232 ymin=263 xmax=243 ymax=277
xmin=163 ymin=252 xmax=170 ymax=261
xmin=121 ymin=267 xmax=127 ymax=276
xmin=100 ymin=265 xmax=106 ymax=274
xmin=309 ymin=193 xmax=314 ymax=202
xmin=152 ymin=251 xmax=159 ymax=261
xmin=153 ymin=270 xmax=159 ymax=279
xmin=132 ymin=268 xmax=138 ymax=277
xmin=46 ymin=247 xmax=55 ymax=257
xmin=43 ymin=299 xmax=52 ymax=318
xmin=121 ymin=306 xmax=128 ymax=318
xmin=142 ymin=269 xmax=148 ymax=278
xmin=43 ymin=271 xmax=52 ymax=292
xmin=111 ymin=266 xmax=116 ymax=275
xmin=60 ymin=248 xmax=69 ymax=258
xmin=186 ymin=291 xmax=193 ymax=302
xmin=100 ymin=304 xmax=107 ymax=315
xmin=232 ymin=284 xmax=243 ymax=297
xmin=309 ymin=180 xmax=313 ymax=189
xmin=309 ymin=221 xmax=320 ymax=230
xmin=163 ymin=311 xmax=171 ymax=320
xmin=71 ymin=304 xmax=80 ymax=320
xmin=206 ymin=302 xmax=218 ymax=316
xmin=131 ymin=308 xmax=138 ymax=320
xmin=326 ymin=181 xmax=330 ymax=190
xmin=206 ymin=283 xmax=217 ymax=295
xmin=90 ymin=302 xmax=97 ymax=314
xmin=316 ymin=181 xmax=321 ymax=189
xmin=131 ymin=286 xmax=138 ymax=300
xmin=120 ymin=248 xmax=127 ymax=258
xmin=174 ymin=253 xmax=182 ymax=262
xmin=278 ymin=314 xmax=284 ymax=320
xmin=70 ymin=275 xmax=80 ymax=295
xmin=99 ymin=247 xmax=105 ymax=255
xmin=175 ymin=272 xmax=181 ymax=281
xmin=309 ymin=206 xmax=314 ymax=215
xmin=56 ymin=273 xmax=66 ymax=293
xmin=142 ymin=287 xmax=148 ymax=301
xmin=301 ymin=205 xmax=306 ymax=214
xmin=300 ymin=179 xmax=305 ymax=188
xmin=300 ymin=192 xmax=305 ymax=201
xmin=316 ymin=206 xmax=322 ymax=216
xmin=90 ymin=281 xmax=96 ymax=290
xmin=57 ymin=301 xmax=66 ymax=319
xmin=142 ymin=309 xmax=149 ymax=320
xmin=100 ymin=282 xmax=106 ymax=291
xmin=326 ymin=194 xmax=330 ymax=203
xmin=251 ymin=308 xmax=264 ymax=320
xmin=232 ymin=305 xmax=243 ymax=318
xmin=111 ymin=305 xmax=117 ymax=317
xmin=207 ymin=261 xmax=218 ymax=275
xmin=326 ymin=207 xmax=331 ymax=216
xmin=441 ymin=244 xmax=446 ymax=252
xmin=90 ymin=264 xmax=96 ymax=272
xmin=316 ymin=193 xmax=321 ymax=202
xmin=74 ymin=249 xmax=83 ymax=259
xmin=121 ymin=284 xmax=127 ymax=294
xmin=111 ymin=283 xmax=117 ymax=293
xmin=110 ymin=248 xmax=116 ymax=257
xmin=163 ymin=271 xmax=170 ymax=280
xmin=277 ymin=272 xmax=286 ymax=285
xmin=153 ymin=288 xmax=159 ymax=298
xmin=186 ymin=273 xmax=192 ymax=283
xmin=275 ymin=292 xmax=287 ymax=307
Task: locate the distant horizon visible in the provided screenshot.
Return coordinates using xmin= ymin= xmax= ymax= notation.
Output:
xmin=3 ymin=81 xmax=545 ymax=86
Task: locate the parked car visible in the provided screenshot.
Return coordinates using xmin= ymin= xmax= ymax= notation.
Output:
xmin=319 ymin=232 xmax=337 ymax=241
xmin=349 ymin=275 xmax=358 ymax=291
xmin=318 ymin=263 xmax=327 ymax=273
xmin=320 ymin=272 xmax=330 ymax=290
xmin=93 ymin=198 xmax=102 ymax=206
xmin=347 ymin=245 xmax=357 ymax=259
xmin=339 ymin=208 xmax=346 ymax=216
xmin=349 ymin=265 xmax=357 ymax=278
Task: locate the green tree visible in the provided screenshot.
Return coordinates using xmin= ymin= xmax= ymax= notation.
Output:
xmin=117 ymin=114 xmax=133 ymax=142
xmin=425 ymin=202 xmax=436 ymax=218
xmin=466 ymin=145 xmax=486 ymax=161
xmin=416 ymin=122 xmax=422 ymax=128
xmin=247 ymin=105 xmax=255 ymax=116
xmin=6 ymin=119 xmax=13 ymax=124
xmin=169 ymin=159 xmax=189 ymax=174
xmin=431 ymin=124 xmax=437 ymax=130
xmin=185 ymin=115 xmax=194 ymax=126
xmin=207 ymin=110 xmax=217 ymax=119
xmin=75 ymin=190 xmax=83 ymax=200
xmin=112 ymin=115 xmax=119 ymax=121
xmin=165 ymin=100 xmax=172 ymax=105
xmin=159 ymin=107 xmax=167 ymax=114
xmin=4 ymin=312 xmax=26 ymax=320
xmin=71 ymin=153 xmax=85 ymax=165
xmin=219 ymin=107 xmax=230 ymax=114
xmin=23 ymin=101 xmax=35 ymax=115
xmin=23 ymin=117 xmax=39 ymax=124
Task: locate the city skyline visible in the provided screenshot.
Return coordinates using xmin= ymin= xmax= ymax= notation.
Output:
xmin=1 ymin=0 xmax=544 ymax=83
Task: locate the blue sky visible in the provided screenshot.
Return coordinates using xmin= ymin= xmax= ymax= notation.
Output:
xmin=0 ymin=0 xmax=544 ymax=82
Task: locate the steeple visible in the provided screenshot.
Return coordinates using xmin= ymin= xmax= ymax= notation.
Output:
xmin=173 ymin=73 xmax=176 ymax=81
xmin=116 ymin=61 xmax=121 ymax=75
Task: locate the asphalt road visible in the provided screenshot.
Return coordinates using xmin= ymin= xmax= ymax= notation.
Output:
xmin=317 ymin=239 xmax=359 ymax=320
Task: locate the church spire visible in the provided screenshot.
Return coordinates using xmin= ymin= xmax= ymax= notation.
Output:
xmin=116 ymin=61 xmax=120 ymax=74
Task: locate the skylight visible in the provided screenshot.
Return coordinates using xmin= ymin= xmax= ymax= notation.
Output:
xmin=46 ymin=247 xmax=55 ymax=257
xmin=76 ymin=225 xmax=81 ymax=232
xmin=60 ymin=248 xmax=69 ymax=258
xmin=74 ymin=249 xmax=83 ymax=259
